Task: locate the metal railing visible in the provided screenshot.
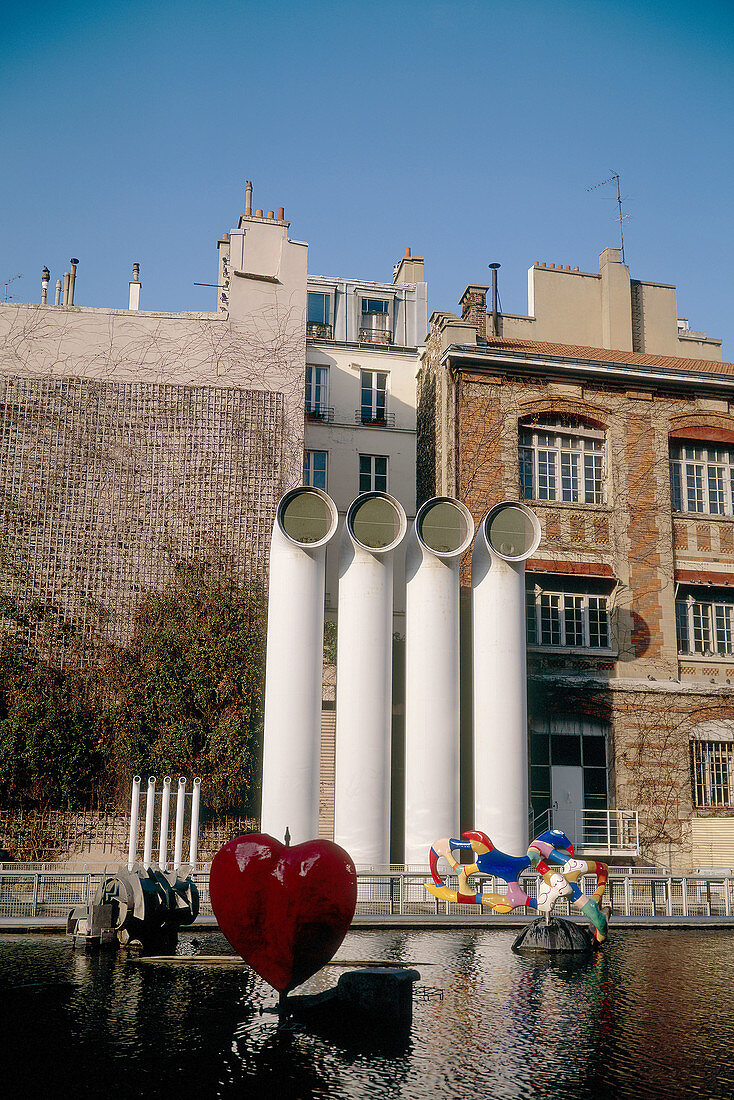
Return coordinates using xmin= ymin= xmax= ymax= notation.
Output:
xmin=1 ymin=865 xmax=732 ymax=921
xmin=530 ymin=808 xmax=640 ymax=856
xmin=358 ymin=328 xmax=392 ymax=345
xmin=354 ymin=410 xmax=396 ymax=427
xmin=306 ymin=321 xmax=333 ymax=339
xmin=305 ymin=405 xmax=335 ymax=423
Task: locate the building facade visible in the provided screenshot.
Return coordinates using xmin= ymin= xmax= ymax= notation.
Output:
xmin=419 ymin=247 xmax=734 ymax=872
xmin=0 ymin=191 xmax=306 ymax=663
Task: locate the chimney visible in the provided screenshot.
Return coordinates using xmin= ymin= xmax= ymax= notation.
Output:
xmin=245 ymin=180 xmax=253 ymax=216
xmin=54 ymin=279 xmax=62 ymax=305
xmin=488 ymin=263 xmax=500 ymax=337
xmin=278 ymin=207 xmax=285 ymax=221
xmin=68 ymin=258 xmax=79 ymax=305
xmin=393 ymin=247 xmax=425 ymax=285
xmin=62 ymin=271 xmax=70 ymax=305
xmin=459 ymin=284 xmax=489 ymax=341
xmin=129 ymin=261 xmax=141 ymax=311
xmin=41 ymin=266 xmax=50 ymax=305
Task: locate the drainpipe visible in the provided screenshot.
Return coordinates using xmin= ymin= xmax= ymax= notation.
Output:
xmin=261 ymin=488 xmax=339 ymax=845
xmin=334 ymin=493 xmax=407 ymax=866
xmin=404 ymin=497 xmax=474 ymax=865
xmin=472 ymin=501 xmax=541 ymax=855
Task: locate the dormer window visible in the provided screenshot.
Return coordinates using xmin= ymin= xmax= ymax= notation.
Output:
xmin=360 ymin=298 xmax=391 ymax=344
xmin=307 ymin=293 xmax=332 ymax=339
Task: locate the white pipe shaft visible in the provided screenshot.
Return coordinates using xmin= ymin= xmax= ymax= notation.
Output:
xmin=472 ymin=503 xmax=540 ymax=855
xmin=158 ymin=776 xmax=172 ymax=869
xmin=127 ymin=775 xmax=141 ymax=871
xmin=404 ymin=499 xmax=473 ymax=865
xmin=261 ymin=489 xmax=338 ymax=845
xmin=142 ymin=777 xmax=156 ymax=868
xmin=173 ymin=777 xmax=187 ymax=871
xmin=334 ymin=494 xmax=406 ymax=866
xmin=188 ymin=778 xmax=201 ymax=866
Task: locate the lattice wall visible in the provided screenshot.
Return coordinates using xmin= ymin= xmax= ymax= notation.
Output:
xmin=0 ymin=376 xmax=285 ymax=662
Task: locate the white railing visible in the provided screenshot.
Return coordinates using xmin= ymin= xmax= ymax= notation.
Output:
xmin=1 ymin=865 xmax=732 ymax=920
xmin=530 ymin=809 xmax=639 ymax=856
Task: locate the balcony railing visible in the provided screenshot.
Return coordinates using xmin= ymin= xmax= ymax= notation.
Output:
xmin=306 ymin=321 xmax=333 ymax=339
xmin=358 ymin=327 xmax=392 ymax=345
xmin=305 ymin=405 xmax=334 ymax=423
xmin=355 ymin=410 xmax=396 ymax=427
xmin=530 ymin=808 xmax=639 ymax=857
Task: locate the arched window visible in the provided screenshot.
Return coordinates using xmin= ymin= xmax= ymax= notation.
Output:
xmin=519 ymin=416 xmax=604 ymax=504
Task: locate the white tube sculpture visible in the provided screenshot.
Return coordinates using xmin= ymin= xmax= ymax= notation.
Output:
xmin=261 ymin=487 xmax=339 ymax=845
xmin=472 ymin=501 xmax=541 ymax=856
xmin=188 ymin=777 xmax=202 ymax=867
xmin=142 ymin=776 xmax=156 ymax=868
xmin=404 ymin=497 xmax=474 ymax=866
xmin=158 ymin=776 xmax=172 ymax=870
xmin=334 ymin=492 xmax=407 ymax=866
xmin=173 ymin=777 xmax=187 ymax=872
xmin=127 ymin=775 xmax=142 ymax=871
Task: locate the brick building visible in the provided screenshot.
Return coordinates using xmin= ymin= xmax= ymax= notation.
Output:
xmin=419 ymin=247 xmax=734 ymax=871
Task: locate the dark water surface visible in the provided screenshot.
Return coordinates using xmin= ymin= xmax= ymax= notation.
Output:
xmin=2 ymin=928 xmax=733 ymax=1099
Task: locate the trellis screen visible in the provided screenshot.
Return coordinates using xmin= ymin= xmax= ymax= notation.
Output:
xmin=0 ymin=376 xmax=285 ymax=663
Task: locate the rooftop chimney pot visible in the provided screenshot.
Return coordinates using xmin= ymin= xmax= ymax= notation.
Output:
xmin=278 ymin=207 xmax=285 ymax=220
xmin=255 ymin=209 xmax=263 ymax=218
xmin=245 ymin=181 xmax=253 ymax=216
xmin=267 ymin=210 xmax=274 ymax=219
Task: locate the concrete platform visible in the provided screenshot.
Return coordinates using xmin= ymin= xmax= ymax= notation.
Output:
xmin=2 ymin=913 xmax=734 ymax=934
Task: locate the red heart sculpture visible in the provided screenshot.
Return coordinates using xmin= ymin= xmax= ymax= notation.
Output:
xmin=209 ymin=833 xmax=357 ymax=993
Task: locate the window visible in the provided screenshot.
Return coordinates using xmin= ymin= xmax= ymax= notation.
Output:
xmin=360 ymin=298 xmax=391 ymax=344
xmin=691 ymin=740 xmax=734 ymax=808
xmin=670 ymin=441 xmax=734 ymax=516
xmin=359 ymin=454 xmax=388 ymax=493
xmin=526 ymin=586 xmax=611 ymax=649
xmin=520 ymin=418 xmax=604 ymax=504
xmin=676 ymin=589 xmax=734 ymax=656
xmin=306 ymin=293 xmax=332 ymax=338
xmin=360 ymin=370 xmax=388 ymax=423
xmin=305 ymin=365 xmax=329 ymax=415
xmin=303 ymin=450 xmax=327 ymax=490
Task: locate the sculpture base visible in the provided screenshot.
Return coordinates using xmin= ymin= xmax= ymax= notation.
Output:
xmin=512 ymin=916 xmax=595 ymax=954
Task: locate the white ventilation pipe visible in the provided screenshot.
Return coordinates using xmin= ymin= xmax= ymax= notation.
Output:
xmin=334 ymin=493 xmax=407 ymax=866
xmin=472 ymin=501 xmax=541 ymax=856
xmin=261 ymin=487 xmax=339 ymax=844
xmin=404 ymin=497 xmax=474 ymax=865
xmin=127 ymin=775 xmax=142 ymax=871
xmin=142 ymin=776 xmax=156 ymax=868
xmin=188 ymin=777 xmax=202 ymax=867
xmin=158 ymin=776 xmax=172 ymax=869
xmin=173 ymin=777 xmax=187 ymax=872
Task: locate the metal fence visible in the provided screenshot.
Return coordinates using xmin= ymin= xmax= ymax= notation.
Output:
xmin=1 ymin=866 xmax=732 ymax=920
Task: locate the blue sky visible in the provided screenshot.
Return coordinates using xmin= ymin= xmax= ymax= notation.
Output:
xmin=2 ymin=0 xmax=733 ymax=354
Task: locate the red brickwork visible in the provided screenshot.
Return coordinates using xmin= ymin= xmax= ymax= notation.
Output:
xmin=624 ymin=410 xmax=665 ymax=658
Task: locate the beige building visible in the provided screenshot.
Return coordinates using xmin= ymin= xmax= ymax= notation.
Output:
xmin=420 ymin=247 xmax=734 ymax=872
xmin=303 ymin=250 xmax=428 ymax=623
xmin=0 ymin=190 xmax=307 ymax=662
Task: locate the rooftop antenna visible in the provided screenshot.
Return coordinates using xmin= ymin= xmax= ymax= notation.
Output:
xmin=3 ymin=273 xmax=22 ymax=302
xmin=587 ymin=172 xmax=628 ymax=264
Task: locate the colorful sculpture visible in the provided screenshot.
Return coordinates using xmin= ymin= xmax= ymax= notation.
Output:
xmin=210 ymin=833 xmax=357 ymax=993
xmin=425 ymin=828 xmax=610 ymax=943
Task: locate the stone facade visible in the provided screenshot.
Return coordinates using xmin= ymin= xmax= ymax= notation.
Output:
xmin=419 ymin=256 xmax=734 ymax=871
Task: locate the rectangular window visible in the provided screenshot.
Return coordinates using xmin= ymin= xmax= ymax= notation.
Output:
xmin=360 ymin=371 xmax=388 ymax=422
xmin=305 ymin=365 xmax=328 ymax=414
xmin=676 ymin=593 xmax=734 ymax=656
xmin=519 ymin=420 xmax=604 ymax=505
xmin=359 ymin=454 xmax=388 ymax=493
xmin=307 ymin=293 xmax=329 ymax=325
xmin=360 ymin=299 xmax=391 ymax=344
xmin=670 ymin=442 xmax=734 ymax=516
xmin=527 ymin=587 xmax=611 ymax=650
xmin=691 ymin=740 xmax=734 ymax=807
xmin=303 ymin=450 xmax=327 ymax=490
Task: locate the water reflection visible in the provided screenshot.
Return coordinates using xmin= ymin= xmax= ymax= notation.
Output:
xmin=2 ymin=929 xmax=734 ymax=1098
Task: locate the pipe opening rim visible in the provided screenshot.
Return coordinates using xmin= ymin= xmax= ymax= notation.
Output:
xmin=277 ymin=487 xmax=339 ymax=549
xmin=414 ymin=496 xmax=475 ymax=558
xmin=346 ymin=491 xmax=407 ymax=553
xmin=481 ymin=500 xmax=541 ymax=562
